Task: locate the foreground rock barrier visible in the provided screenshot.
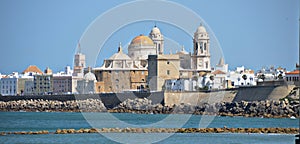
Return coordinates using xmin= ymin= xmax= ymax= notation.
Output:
xmin=1 ymin=127 xmax=298 ymax=135
xmin=0 ymin=99 xmax=107 ymax=112
xmin=0 ymin=97 xmax=299 ymax=118
xmin=110 ymin=98 xmax=299 ymax=118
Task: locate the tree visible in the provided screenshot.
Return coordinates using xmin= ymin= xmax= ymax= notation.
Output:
xmin=277 ymin=74 xmax=283 ymax=80
xmin=261 ymin=74 xmax=265 ymax=81
xmin=242 ymin=74 xmax=247 ymax=85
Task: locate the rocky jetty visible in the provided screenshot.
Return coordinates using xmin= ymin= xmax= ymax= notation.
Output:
xmin=1 ymin=127 xmax=298 ymax=135
xmin=110 ymin=98 xmax=299 ymax=118
xmin=0 ymin=99 xmax=107 ymax=112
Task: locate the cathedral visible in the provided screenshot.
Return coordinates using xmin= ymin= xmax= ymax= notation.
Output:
xmin=93 ymin=24 xmax=211 ymax=93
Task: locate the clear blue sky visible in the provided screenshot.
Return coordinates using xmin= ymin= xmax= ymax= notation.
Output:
xmin=0 ymin=0 xmax=299 ymax=74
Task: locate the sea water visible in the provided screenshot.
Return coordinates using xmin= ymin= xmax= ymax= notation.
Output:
xmin=0 ymin=112 xmax=298 ymax=143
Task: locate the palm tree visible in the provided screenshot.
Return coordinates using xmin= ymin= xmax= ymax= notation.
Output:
xmin=242 ymin=74 xmax=247 ymax=85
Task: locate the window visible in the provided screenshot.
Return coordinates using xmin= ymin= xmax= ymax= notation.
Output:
xmin=167 ymin=61 xmax=170 ymax=64
xmin=167 ymin=70 xmax=170 ymax=75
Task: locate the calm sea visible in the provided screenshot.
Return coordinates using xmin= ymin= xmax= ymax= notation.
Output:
xmin=0 ymin=112 xmax=298 ymax=144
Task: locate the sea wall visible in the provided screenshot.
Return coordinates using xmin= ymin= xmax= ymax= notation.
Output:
xmin=164 ymin=90 xmax=236 ymax=107
xmin=232 ymin=85 xmax=294 ymax=102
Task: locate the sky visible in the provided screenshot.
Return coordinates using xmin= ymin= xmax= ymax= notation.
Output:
xmin=0 ymin=0 xmax=299 ymax=74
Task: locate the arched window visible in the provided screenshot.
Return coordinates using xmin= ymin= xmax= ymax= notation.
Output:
xmin=200 ymin=42 xmax=203 ymax=53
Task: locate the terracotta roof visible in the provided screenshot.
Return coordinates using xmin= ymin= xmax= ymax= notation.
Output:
xmin=212 ymin=70 xmax=226 ymax=75
xmin=22 ymin=65 xmax=43 ymax=74
xmin=286 ymin=70 xmax=300 ymax=75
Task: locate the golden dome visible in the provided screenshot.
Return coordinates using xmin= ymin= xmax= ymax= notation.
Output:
xmin=130 ymin=34 xmax=154 ymax=46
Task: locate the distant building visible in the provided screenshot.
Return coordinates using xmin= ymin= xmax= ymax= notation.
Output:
xmin=77 ymin=69 xmax=97 ymax=94
xmin=53 ymin=75 xmax=72 ymax=94
xmin=52 ymin=66 xmax=73 ymax=94
xmin=32 ymin=68 xmax=53 ymax=95
xmin=0 ymin=74 xmax=18 ymax=96
xmin=73 ymin=52 xmax=86 ymax=78
xmin=227 ymin=66 xmax=256 ymax=88
xmin=148 ymin=54 xmax=180 ymax=91
xmin=17 ymin=75 xmax=33 ymax=95
xmin=286 ymin=70 xmax=300 ymax=86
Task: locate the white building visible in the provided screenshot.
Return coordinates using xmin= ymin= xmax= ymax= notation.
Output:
xmin=0 ymin=74 xmax=18 ymax=96
xmin=76 ymin=70 xmax=97 ymax=94
xmin=227 ymin=66 xmax=256 ymax=88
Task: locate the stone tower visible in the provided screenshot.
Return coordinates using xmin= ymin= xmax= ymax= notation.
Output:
xmin=149 ymin=25 xmax=164 ymax=55
xmin=193 ymin=23 xmax=210 ymax=71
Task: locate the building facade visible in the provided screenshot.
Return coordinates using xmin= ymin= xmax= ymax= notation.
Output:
xmin=33 ymin=74 xmax=53 ymax=95
xmin=0 ymin=76 xmax=18 ymax=96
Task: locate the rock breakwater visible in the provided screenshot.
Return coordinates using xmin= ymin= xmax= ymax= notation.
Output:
xmin=1 ymin=127 xmax=298 ymax=135
xmin=0 ymin=99 xmax=107 ymax=112
xmin=0 ymin=97 xmax=298 ymax=118
xmin=110 ymin=98 xmax=299 ymax=118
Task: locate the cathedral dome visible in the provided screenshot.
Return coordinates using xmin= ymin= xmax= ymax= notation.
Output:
xmin=130 ymin=34 xmax=154 ymax=46
xmin=196 ymin=24 xmax=207 ymax=33
xmin=150 ymin=26 xmax=161 ymax=34
xmin=109 ymin=44 xmax=131 ymax=60
xmin=84 ymin=72 xmax=96 ymax=81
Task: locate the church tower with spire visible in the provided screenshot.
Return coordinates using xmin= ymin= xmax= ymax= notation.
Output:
xmin=73 ymin=41 xmax=86 ymax=77
xmin=149 ymin=25 xmax=164 ymax=54
xmin=192 ymin=23 xmax=211 ymax=72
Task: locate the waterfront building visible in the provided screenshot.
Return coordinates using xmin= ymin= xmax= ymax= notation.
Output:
xmin=227 ymin=66 xmax=256 ymax=88
xmin=148 ymin=54 xmax=180 ymax=91
xmin=53 ymin=75 xmax=72 ymax=95
xmin=77 ymin=69 xmax=97 ymax=94
xmin=17 ymin=75 xmax=33 ymax=95
xmin=32 ymin=67 xmax=53 ymax=95
xmin=0 ymin=73 xmax=18 ymax=96
xmin=285 ymin=69 xmax=300 ymax=86
xmin=52 ymin=66 xmax=73 ymax=94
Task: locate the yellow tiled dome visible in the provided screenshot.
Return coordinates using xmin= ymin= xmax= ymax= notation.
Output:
xmin=130 ymin=34 xmax=154 ymax=46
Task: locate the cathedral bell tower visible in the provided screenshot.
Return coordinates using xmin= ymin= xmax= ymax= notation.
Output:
xmin=193 ymin=23 xmax=211 ymax=71
xmin=149 ymin=25 xmax=164 ymax=55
